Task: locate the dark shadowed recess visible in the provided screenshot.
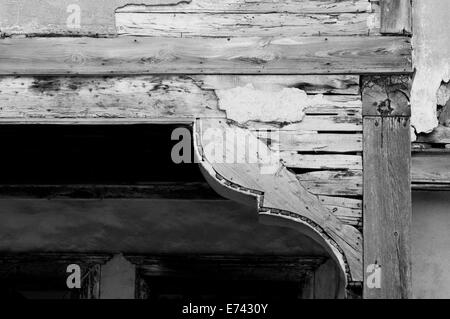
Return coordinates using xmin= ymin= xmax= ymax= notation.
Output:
xmin=0 ymin=124 xmax=221 ymax=199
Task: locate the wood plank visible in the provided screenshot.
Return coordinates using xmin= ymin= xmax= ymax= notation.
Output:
xmin=0 ymin=36 xmax=413 ymax=75
xmin=363 ymin=75 xmax=412 ymax=299
xmin=258 ymin=131 xmax=362 ymax=153
xmin=196 ymin=75 xmax=361 ymax=95
xmin=296 ymin=170 xmax=363 ymax=197
xmin=380 ymin=0 xmax=412 ymax=34
xmin=0 ymin=0 xmax=174 ymax=36
xmin=281 ymin=154 xmax=362 ymax=170
xmin=0 ymin=76 xmax=223 ymax=120
xmin=320 ymin=196 xmax=362 ymax=228
xmin=118 ymin=0 xmax=372 ymax=14
xmin=412 ymin=153 xmax=450 ymax=185
xmin=116 ymin=12 xmax=379 ymax=37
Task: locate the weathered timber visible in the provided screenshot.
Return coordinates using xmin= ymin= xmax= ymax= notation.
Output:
xmin=296 ymin=170 xmax=363 ymax=197
xmin=0 ymin=0 xmax=176 ymax=36
xmin=362 ymin=75 xmax=412 ymax=299
xmin=0 ymin=37 xmax=412 ymax=75
xmin=362 ymin=75 xmax=412 ymax=117
xmin=257 ymin=131 xmax=362 ymax=153
xmin=118 ymin=0 xmax=371 ymax=14
xmin=319 ymin=196 xmax=362 ymax=228
xmin=194 ymin=118 xmax=363 ymax=284
xmin=0 ymin=76 xmax=223 ymax=121
xmin=412 ymin=152 xmax=450 ymax=187
xmin=196 ymin=75 xmax=361 ymax=95
xmin=116 ymin=12 xmax=379 ymax=37
xmin=281 ymin=154 xmax=362 ymax=170
xmin=380 ymin=0 xmax=412 ymax=34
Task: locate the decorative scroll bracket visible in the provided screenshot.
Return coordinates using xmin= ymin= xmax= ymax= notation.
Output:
xmin=193 ymin=118 xmax=363 ymax=288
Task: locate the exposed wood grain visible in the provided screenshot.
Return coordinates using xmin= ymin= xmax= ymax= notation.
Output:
xmin=196 ymin=75 xmax=361 ymax=95
xmin=116 ymin=12 xmax=379 ymax=37
xmin=320 ymin=196 xmax=362 ymax=228
xmin=363 ymin=116 xmax=412 ymax=299
xmin=118 ymin=0 xmax=371 ymax=14
xmin=297 ymin=170 xmax=362 ymax=197
xmin=0 ymin=76 xmax=223 ymax=120
xmin=380 ymin=0 xmax=412 ymax=34
xmin=362 ymin=75 xmax=411 ymax=117
xmin=194 ymin=118 xmax=363 ymax=283
xmin=412 ymin=153 xmax=450 ymax=185
xmin=363 ymin=75 xmax=412 ymax=299
xmin=281 ymin=154 xmax=362 ymax=170
xmin=0 ymin=0 xmax=178 ymax=36
xmin=0 ymin=36 xmax=413 ymax=75
xmin=258 ymin=131 xmax=362 ymax=153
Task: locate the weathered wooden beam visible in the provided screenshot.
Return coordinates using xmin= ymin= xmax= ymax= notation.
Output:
xmin=297 ymin=170 xmax=362 ymax=197
xmin=116 ymin=12 xmax=379 ymax=37
xmin=194 ymin=118 xmax=363 ymax=285
xmin=380 ymin=0 xmax=412 ymax=34
xmin=412 ymin=152 xmax=450 ymax=190
xmin=0 ymin=37 xmax=412 ymax=75
xmin=0 ymin=0 xmax=182 ymax=36
xmin=362 ymin=75 xmax=412 ymax=299
xmin=257 ymin=131 xmax=362 ymax=153
xmin=118 ymin=0 xmax=371 ymax=14
xmin=0 ymin=75 xmax=360 ymax=123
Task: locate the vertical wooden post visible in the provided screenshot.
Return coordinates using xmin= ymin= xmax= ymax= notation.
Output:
xmin=362 ymin=76 xmax=412 ymax=299
xmin=380 ymin=0 xmax=412 ymax=34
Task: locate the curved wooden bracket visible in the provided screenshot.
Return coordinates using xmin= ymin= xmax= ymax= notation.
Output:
xmin=193 ymin=118 xmax=363 ymax=285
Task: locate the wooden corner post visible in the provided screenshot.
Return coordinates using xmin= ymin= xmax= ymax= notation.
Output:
xmin=362 ymin=76 xmax=412 ymax=299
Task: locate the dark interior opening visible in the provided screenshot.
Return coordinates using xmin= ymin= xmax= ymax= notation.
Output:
xmin=0 ymin=124 xmax=202 ymax=185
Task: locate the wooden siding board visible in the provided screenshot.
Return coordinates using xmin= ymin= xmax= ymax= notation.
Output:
xmin=116 ymin=12 xmax=379 ymax=37
xmin=117 ymin=0 xmax=372 ymax=14
xmin=380 ymin=0 xmax=412 ymax=34
xmin=0 ymin=37 xmax=412 ymax=75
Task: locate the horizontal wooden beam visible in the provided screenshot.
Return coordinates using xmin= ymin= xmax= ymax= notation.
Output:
xmin=412 ymin=152 xmax=450 ymax=190
xmin=118 ymin=0 xmax=372 ymax=14
xmin=116 ymin=12 xmax=379 ymax=37
xmin=0 ymin=37 xmax=412 ymax=75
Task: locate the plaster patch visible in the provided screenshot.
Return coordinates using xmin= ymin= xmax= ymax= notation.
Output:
xmin=411 ymin=0 xmax=450 ymax=134
xmin=216 ymin=83 xmax=329 ymax=124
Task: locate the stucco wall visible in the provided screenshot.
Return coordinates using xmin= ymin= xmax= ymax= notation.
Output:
xmin=412 ymin=192 xmax=450 ymax=299
xmin=411 ymin=0 xmax=450 ymax=135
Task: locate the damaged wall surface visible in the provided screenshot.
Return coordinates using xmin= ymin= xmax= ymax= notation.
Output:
xmin=411 ymin=0 xmax=450 ymax=135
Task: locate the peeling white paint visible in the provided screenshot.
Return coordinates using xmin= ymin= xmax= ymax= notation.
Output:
xmin=411 ymin=0 xmax=450 ymax=134
xmin=216 ymin=83 xmax=331 ymax=124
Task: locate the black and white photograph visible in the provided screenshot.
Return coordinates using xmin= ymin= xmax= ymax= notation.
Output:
xmin=0 ymin=0 xmax=449 ymax=308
